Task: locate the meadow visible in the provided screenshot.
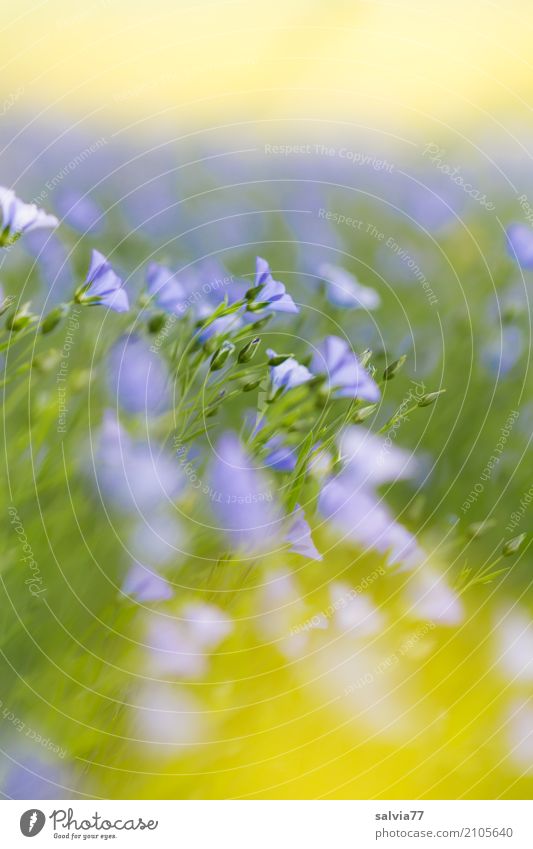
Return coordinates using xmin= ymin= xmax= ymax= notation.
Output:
xmin=1 ymin=117 xmax=532 ymax=799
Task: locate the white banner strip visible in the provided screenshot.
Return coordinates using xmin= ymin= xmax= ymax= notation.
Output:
xmin=1 ymin=800 xmax=532 ymax=847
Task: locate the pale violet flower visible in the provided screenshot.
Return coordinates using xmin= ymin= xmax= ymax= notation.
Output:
xmin=1 ymin=755 xmax=72 ymax=799
xmin=339 ymin=426 xmax=417 ymax=488
xmin=247 ymin=256 xmax=299 ymax=314
xmin=145 ymin=617 xmax=208 ymax=678
xmin=94 ymin=412 xmax=184 ymax=516
xmin=494 ymin=607 xmax=533 ymax=682
xmin=132 ymin=682 xmax=205 ymax=752
xmin=319 ymin=263 xmax=380 ymax=310
xmin=263 ymin=435 xmax=297 ymax=472
xmin=196 ymin=302 xmax=244 ymax=342
xmin=144 ymin=604 xmax=232 ymax=678
xmin=209 ymin=433 xmax=316 ymax=556
xmin=146 ymin=262 xmax=187 ymax=315
xmin=75 ymin=250 xmax=129 ymax=313
xmin=267 ymin=349 xmax=313 ymax=392
xmin=122 ymin=563 xmax=173 ymax=602
xmin=329 ymin=582 xmax=385 ymax=636
xmin=319 ymin=426 xmax=423 ymax=570
xmin=320 ymin=480 xmax=422 ymax=568
xmin=0 ymin=186 xmax=58 ymax=247
xmin=506 ymin=699 xmax=533 ymax=773
xmin=405 ymin=568 xmax=464 ymax=626
xmin=286 ymin=506 xmax=322 ymax=560
xmin=129 ymin=512 xmax=183 ymax=567
xmin=180 ymin=602 xmax=233 ymax=649
xmin=209 ymin=432 xmax=278 ymax=552
xmin=107 ymin=334 xmax=171 ymax=417
xmin=312 ymin=336 xmax=380 ymax=402
xmin=506 ymin=223 xmax=533 ymax=269
xmin=256 ymin=569 xmax=309 ymax=659
xmin=481 ymin=325 xmax=524 ymax=377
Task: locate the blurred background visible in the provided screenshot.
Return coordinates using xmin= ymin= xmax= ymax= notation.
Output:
xmin=3 ymin=0 xmax=533 ymax=132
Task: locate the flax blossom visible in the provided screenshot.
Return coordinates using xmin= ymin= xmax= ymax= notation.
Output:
xmin=75 ymin=250 xmax=129 ymax=312
xmin=122 ymin=563 xmax=173 ymax=602
xmin=312 ymin=335 xmax=380 ymax=402
xmin=94 ymin=412 xmax=183 ymax=515
xmin=285 ymin=506 xmax=322 ymax=561
xmin=506 ymin=223 xmax=533 ymax=269
xmin=263 ymin=435 xmax=297 ymax=472
xmin=146 ymin=262 xmax=187 ymax=315
xmin=0 ymin=186 xmax=58 ymax=247
xmin=209 ymin=432 xmax=278 ymax=553
xmin=319 ymin=426 xmax=423 ymax=570
xmin=2 ymin=755 xmax=72 ymax=800
xmin=319 ymin=263 xmax=380 ymax=310
xmin=107 ymin=334 xmax=171 ymax=416
xmin=247 ymin=256 xmax=299 ymax=314
xmin=267 ymin=349 xmax=313 ymax=392
xmin=144 ymin=604 xmax=232 ymax=678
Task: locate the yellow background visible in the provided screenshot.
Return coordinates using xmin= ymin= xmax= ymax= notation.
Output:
xmin=2 ymin=0 xmax=533 ymax=130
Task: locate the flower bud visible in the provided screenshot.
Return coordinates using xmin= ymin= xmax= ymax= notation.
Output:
xmin=70 ymin=370 xmax=93 ymax=392
xmin=5 ymin=302 xmax=35 ymax=331
xmin=32 ymin=349 xmax=60 ymax=373
xmin=268 ymin=352 xmax=293 ymax=366
xmin=352 ymin=404 xmax=377 ymax=423
xmin=383 ymin=355 xmax=407 ymax=380
xmin=245 ymin=285 xmax=265 ymax=301
xmin=148 ymin=312 xmax=167 ymax=334
xmin=0 ymin=295 xmax=14 ymax=316
xmin=502 ymin=533 xmax=526 ymax=556
xmin=238 ymin=337 xmax=260 ymax=363
xmin=466 ymin=519 xmax=496 ymax=539
xmin=359 ymin=349 xmax=372 ymax=367
xmin=418 ymin=389 xmax=446 ymax=407
xmin=210 ymin=341 xmax=235 ymax=370
xmin=205 ymin=389 xmax=227 ymax=416
xmin=241 ymin=378 xmax=262 ymax=391
xmin=203 ymin=336 xmax=219 ymax=354
xmin=41 ymin=303 xmax=69 ymax=334
xmin=250 ymin=314 xmax=273 ymax=331
xmin=246 ymin=300 xmax=270 ymax=313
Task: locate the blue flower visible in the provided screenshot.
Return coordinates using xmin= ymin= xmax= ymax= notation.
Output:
xmin=247 ymin=257 xmax=299 ymax=314
xmin=107 ymin=333 xmax=171 ymax=416
xmin=75 ymin=250 xmax=129 ymax=312
xmin=318 ymin=426 xmax=423 ymax=570
xmin=263 ymin=435 xmax=297 ymax=472
xmin=122 ymin=563 xmax=173 ymax=602
xmin=406 ymin=568 xmax=464 ymax=626
xmin=312 ymin=335 xmax=380 ymax=401
xmin=209 ymin=432 xmax=278 ymax=552
xmin=506 ymin=223 xmax=533 ymax=269
xmin=286 ymin=506 xmax=322 ymax=560
xmin=0 ymin=186 xmax=58 ymax=246
xmin=481 ymin=325 xmax=524 ymax=376
xmin=196 ymin=303 xmax=244 ymax=343
xmin=144 ymin=604 xmax=232 ymax=677
xmin=2 ymin=756 xmax=71 ymax=799
xmin=146 ymin=262 xmax=187 ymax=315
xmin=56 ymin=190 xmax=104 ymax=234
xmin=94 ymin=412 xmax=184 ymax=515
xmin=267 ymin=348 xmax=313 ymax=392
xmin=319 ymin=263 xmax=380 ymax=310
xmin=129 ymin=512 xmax=183 ymax=567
